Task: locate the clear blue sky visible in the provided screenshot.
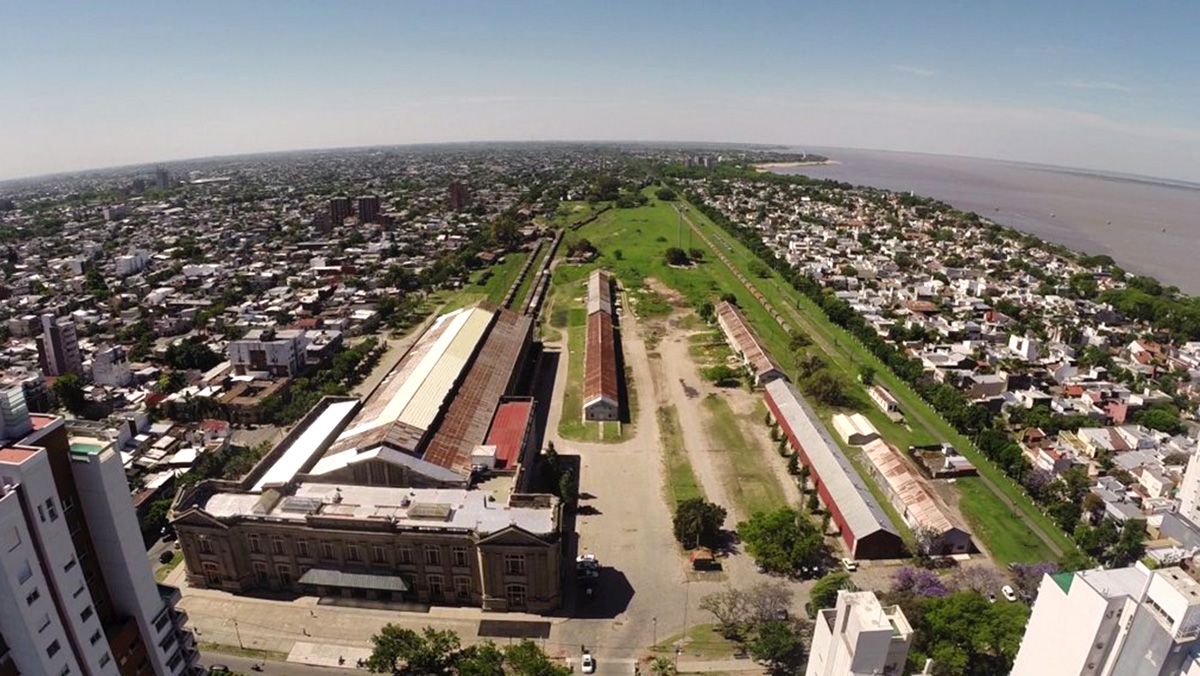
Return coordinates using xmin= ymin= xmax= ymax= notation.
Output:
xmin=3 ymin=1 xmax=1199 ymax=181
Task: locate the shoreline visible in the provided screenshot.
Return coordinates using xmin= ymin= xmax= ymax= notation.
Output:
xmin=753 ymin=160 xmax=838 ymax=171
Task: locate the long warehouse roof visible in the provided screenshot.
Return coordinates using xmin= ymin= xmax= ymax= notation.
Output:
xmin=765 ymin=379 xmax=897 ymax=541
xmin=861 ymin=439 xmax=958 ymax=535
xmin=252 ymin=400 xmax=359 ymax=492
xmin=584 ymin=310 xmax=618 ymax=405
xmin=587 ymin=269 xmax=613 ymax=317
xmin=716 ymin=301 xmax=785 ymax=379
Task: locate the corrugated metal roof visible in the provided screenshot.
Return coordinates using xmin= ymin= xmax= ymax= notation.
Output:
xmin=765 ymin=379 xmax=896 ymax=541
xmin=587 ymin=269 xmax=613 ymax=317
xmin=861 ymin=439 xmax=957 ymax=535
xmin=716 ymin=301 xmax=785 ymax=379
xmin=252 ymin=400 xmax=359 ymax=492
xmin=486 ymin=399 xmax=534 ymax=468
xmin=422 ymin=310 xmax=531 ymax=473
xmin=399 ymin=307 xmax=493 ymax=430
xmin=584 ymin=310 xmax=619 ymax=405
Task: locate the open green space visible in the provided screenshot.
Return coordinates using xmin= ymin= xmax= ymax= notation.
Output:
xmin=955 ymin=476 xmax=1062 ymax=564
xmin=658 ymin=405 xmax=704 ymax=507
xmin=154 ymin=551 xmax=184 ymax=582
xmin=671 ymin=197 xmax=1078 ymax=565
xmin=552 ymin=273 xmax=635 ymax=443
xmin=652 ymin=623 xmax=740 ymax=660
xmin=431 ymin=250 xmax=529 ymax=311
xmin=701 ymin=394 xmax=787 ymax=518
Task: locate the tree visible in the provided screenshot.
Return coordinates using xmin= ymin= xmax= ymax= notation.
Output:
xmin=949 ymin=565 xmax=1004 ymax=596
xmin=143 ymin=498 xmax=173 ymax=536
xmin=558 ymin=468 xmax=578 ymax=508
xmin=158 ymin=370 xmax=187 ymax=394
xmin=914 ymin=591 xmax=1029 ymax=676
xmin=456 ymin=642 xmax=505 ymax=676
xmin=53 ymin=373 xmax=87 ymax=414
xmin=858 ymin=365 xmax=875 ymax=385
xmin=786 ymin=453 xmax=799 ymax=475
xmin=748 ymin=620 xmax=802 ymax=673
xmin=687 ymin=247 xmax=704 ymax=261
xmin=746 ymin=581 xmax=793 ymax=624
xmin=366 ymin=625 xmax=460 ymax=675
xmin=664 ymin=247 xmax=689 ymax=266
xmin=673 ymin=497 xmax=727 ymax=549
xmin=738 ymin=507 xmax=825 ymax=574
xmin=650 ymin=657 xmax=676 ymax=675
xmin=700 ymin=587 xmax=751 ymax=639
xmin=502 ymin=640 xmax=570 ymax=676
xmin=806 ymin=572 xmax=852 ymax=615
xmin=164 ymin=338 xmax=221 ymax=371
xmin=655 ymin=188 xmax=677 ymax=201
xmin=1010 ymin=562 xmax=1058 ymax=600
xmin=801 ymin=369 xmax=851 ymax=407
xmin=891 ymin=567 xmax=950 ymax=597
xmin=1108 ymin=518 xmax=1147 ymax=567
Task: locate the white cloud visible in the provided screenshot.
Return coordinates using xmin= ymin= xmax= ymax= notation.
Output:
xmin=1061 ymin=79 xmax=1131 ymax=92
xmin=893 ymin=65 xmax=936 ymax=77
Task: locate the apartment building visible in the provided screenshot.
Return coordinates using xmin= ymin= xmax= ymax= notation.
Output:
xmin=37 ymin=314 xmax=83 ymax=377
xmin=0 ymin=408 xmax=196 ymax=675
xmin=1012 ymin=564 xmax=1200 ymax=676
xmin=228 ymin=328 xmax=307 ymax=378
xmin=807 ymin=590 xmax=914 ymax=676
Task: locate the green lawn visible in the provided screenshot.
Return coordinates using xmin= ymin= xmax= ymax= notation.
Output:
xmin=652 ymin=623 xmax=740 ymax=659
xmin=955 ymin=477 xmax=1063 ymax=564
xmin=658 ymin=405 xmax=704 ymax=507
xmin=154 ymin=551 xmax=184 ymax=582
xmin=433 ymin=251 xmax=529 ymax=311
xmin=672 ymin=197 xmax=1079 ymax=565
xmin=701 ymin=394 xmax=787 ymax=518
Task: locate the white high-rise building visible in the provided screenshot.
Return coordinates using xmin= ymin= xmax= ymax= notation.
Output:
xmin=0 ymin=414 xmax=196 ymax=675
xmin=37 ymin=314 xmax=83 ymax=377
xmin=92 ymin=345 xmax=133 ymax=387
xmin=1178 ymin=452 xmax=1200 ymax=526
xmin=807 ymin=590 xmax=914 ymax=676
xmin=1012 ymin=564 xmax=1200 ymax=676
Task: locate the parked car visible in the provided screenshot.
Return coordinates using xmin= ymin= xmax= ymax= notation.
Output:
xmin=581 ymin=652 xmax=596 ymax=674
xmin=1001 ymin=585 xmax=1018 ymax=602
xmin=159 ymin=550 xmax=175 ymax=564
xmin=840 ymin=558 xmax=858 ymax=572
xmin=208 ymin=666 xmax=231 ymax=675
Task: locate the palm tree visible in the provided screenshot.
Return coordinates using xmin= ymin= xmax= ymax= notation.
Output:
xmin=650 ymin=656 xmax=676 ymax=676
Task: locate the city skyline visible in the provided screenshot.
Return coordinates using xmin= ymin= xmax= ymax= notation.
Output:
xmin=3 ymin=1 xmax=1200 ymax=182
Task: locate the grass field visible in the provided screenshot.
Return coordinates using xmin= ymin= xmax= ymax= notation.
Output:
xmin=670 ymin=197 xmax=1079 ymax=565
xmin=154 ymin=551 xmax=183 ymax=582
xmin=432 ymin=250 xmax=529 ymax=311
xmin=658 ymin=405 xmax=704 ymax=507
xmin=701 ymin=394 xmax=787 ymax=518
xmin=552 ymin=273 xmax=636 ymax=443
xmin=652 ymin=623 xmax=740 ymax=659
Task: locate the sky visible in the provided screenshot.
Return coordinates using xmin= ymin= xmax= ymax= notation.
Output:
xmin=2 ymin=1 xmax=1199 ymax=182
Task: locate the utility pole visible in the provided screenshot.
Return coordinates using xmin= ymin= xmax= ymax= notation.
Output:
xmin=233 ymin=618 xmax=244 ymax=649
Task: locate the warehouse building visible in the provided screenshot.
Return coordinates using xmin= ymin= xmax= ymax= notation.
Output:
xmin=764 ymin=379 xmax=902 ymax=559
xmin=860 ymin=440 xmax=973 ymax=555
xmin=583 ymin=270 xmax=620 ymax=421
xmin=715 ymin=301 xmax=787 ymax=386
xmin=171 ymin=304 xmax=562 ymax=612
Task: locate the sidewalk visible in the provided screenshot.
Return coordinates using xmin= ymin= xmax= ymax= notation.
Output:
xmin=288 ymin=641 xmax=372 ymax=670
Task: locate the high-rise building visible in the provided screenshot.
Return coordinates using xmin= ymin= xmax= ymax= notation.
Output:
xmin=1012 ymin=564 xmax=1200 ymax=676
xmin=153 ymin=167 xmax=171 ymax=191
xmin=0 ymin=411 xmax=196 ymax=675
xmin=448 ymin=182 xmax=470 ymax=211
xmin=1178 ymin=453 xmax=1200 ymax=526
xmin=806 ymin=590 xmax=914 ymax=676
xmin=328 ymin=196 xmax=351 ymax=225
xmin=92 ymin=345 xmax=133 ymax=387
xmin=356 ymin=195 xmax=380 ymax=224
xmin=0 ymin=382 xmax=31 ymax=441
xmin=36 ymin=314 xmax=83 ymax=377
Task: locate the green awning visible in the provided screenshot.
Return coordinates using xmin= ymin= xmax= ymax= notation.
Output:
xmin=298 ymin=568 xmax=409 ymax=592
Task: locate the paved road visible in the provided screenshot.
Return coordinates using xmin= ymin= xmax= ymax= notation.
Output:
xmin=199 ymin=651 xmax=346 ymax=675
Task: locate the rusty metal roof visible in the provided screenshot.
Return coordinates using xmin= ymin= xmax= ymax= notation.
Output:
xmin=584 ymin=310 xmax=618 ymax=405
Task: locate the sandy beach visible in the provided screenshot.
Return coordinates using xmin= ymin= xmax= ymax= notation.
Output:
xmin=753 ymin=160 xmax=837 ymax=171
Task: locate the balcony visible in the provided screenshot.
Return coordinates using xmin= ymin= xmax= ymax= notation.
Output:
xmin=157 ymin=583 xmax=182 ymax=606
xmin=173 ymin=609 xmax=189 ymax=629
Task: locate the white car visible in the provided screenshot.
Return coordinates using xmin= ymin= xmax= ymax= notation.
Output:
xmin=1001 ymin=585 xmax=1018 ymax=602
xmin=581 ymin=652 xmax=596 ymax=674
xmin=840 ymin=558 xmax=858 ymax=572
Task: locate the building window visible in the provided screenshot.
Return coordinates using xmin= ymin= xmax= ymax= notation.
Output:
xmin=296 ymin=540 xmax=309 ymax=558
xmin=346 ymin=544 xmax=360 ymax=563
xmin=57 ymin=666 xmax=69 ymax=676
xmin=396 ymin=547 xmax=413 ymax=565
xmin=428 ymin=575 xmax=443 ymax=597
xmin=198 ymin=537 xmax=213 ymax=554
xmin=254 ymin=563 xmax=269 ymax=586
xmin=17 ymin=559 xmax=32 ymax=584
xmin=277 ymin=565 xmax=292 ymax=587
xmin=452 ymin=547 xmax=468 ymax=568
xmin=99 ymin=653 xmax=111 ymax=668
xmin=320 ymin=542 xmax=335 ymax=560
xmin=506 ymin=584 xmax=526 ymax=609
xmin=37 ymin=504 xmax=45 ymax=522
xmin=424 ymin=545 xmax=441 ymax=566
xmin=38 ymin=614 xmax=51 ymax=633
xmin=26 ymin=587 xmax=40 ymax=605
xmin=47 ymin=640 xmax=60 ymax=658
xmin=80 ymin=605 xmax=93 ymax=622
xmin=271 ymin=536 xmax=284 ymax=555
xmin=504 ymin=554 xmax=526 ymax=576
xmin=247 ymin=534 xmax=261 ymax=554
xmin=72 ymin=584 xmax=85 ymax=599
xmin=90 ymin=629 xmax=102 ymax=645
xmin=455 ymin=576 xmax=471 ymax=600
xmin=154 ymin=611 xmax=171 ymax=634
xmin=62 ymin=495 xmax=74 ymax=512
xmin=372 ymin=545 xmax=386 ymax=564
xmin=45 ymin=498 xmax=57 ymax=522
xmin=203 ymin=563 xmax=221 ymax=586
xmin=63 ymin=557 xmax=76 ymax=573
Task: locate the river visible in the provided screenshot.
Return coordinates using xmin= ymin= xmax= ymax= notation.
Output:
xmin=769 ymin=147 xmax=1200 ymax=294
